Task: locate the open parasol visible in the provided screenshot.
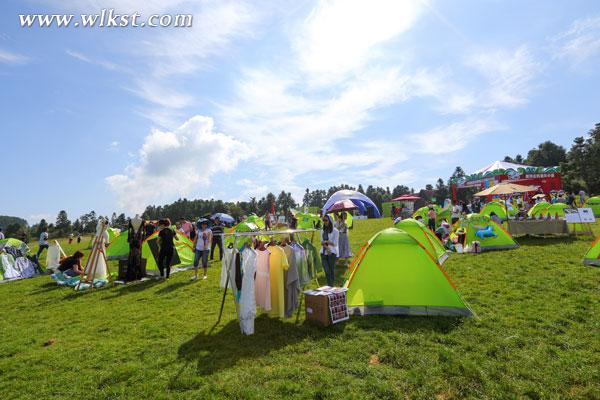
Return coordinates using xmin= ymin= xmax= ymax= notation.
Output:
xmin=474 ymin=182 xmax=539 ymax=197
xmin=326 ymin=199 xmax=358 ymax=213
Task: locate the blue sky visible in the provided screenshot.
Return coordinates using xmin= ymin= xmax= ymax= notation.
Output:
xmin=1 ymin=0 xmax=599 ymax=224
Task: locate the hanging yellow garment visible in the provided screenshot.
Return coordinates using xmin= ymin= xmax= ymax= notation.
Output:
xmin=268 ymin=246 xmax=288 ymax=319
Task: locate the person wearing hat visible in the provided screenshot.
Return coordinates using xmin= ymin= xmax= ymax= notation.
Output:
xmin=455 ymin=227 xmax=467 ymax=247
xmin=192 ymin=219 xmax=212 ymax=281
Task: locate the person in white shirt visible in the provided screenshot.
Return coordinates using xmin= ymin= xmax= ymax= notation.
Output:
xmin=0 ymin=228 xmax=4 ymax=240
xmin=320 ymin=215 xmax=339 ymax=286
xmin=192 ymin=219 xmax=212 ymax=281
xmin=36 ymin=227 xmax=49 ymax=263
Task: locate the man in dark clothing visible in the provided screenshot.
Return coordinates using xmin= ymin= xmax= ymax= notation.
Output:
xmin=210 ymin=217 xmax=224 ymax=261
xmin=157 ymin=219 xmax=176 ymax=279
xmin=567 ymin=192 xmax=576 ymax=207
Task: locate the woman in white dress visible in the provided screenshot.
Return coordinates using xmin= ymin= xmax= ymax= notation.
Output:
xmin=336 ymin=212 xmax=352 ymax=261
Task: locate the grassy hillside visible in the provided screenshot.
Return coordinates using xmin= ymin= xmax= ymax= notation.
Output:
xmin=1 ymin=220 xmax=599 ymax=399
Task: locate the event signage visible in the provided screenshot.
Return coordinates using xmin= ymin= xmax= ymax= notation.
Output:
xmin=564 ymin=208 xmax=596 ymax=224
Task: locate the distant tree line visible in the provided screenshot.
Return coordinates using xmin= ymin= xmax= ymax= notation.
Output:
xmin=4 ymin=123 xmax=598 ymax=241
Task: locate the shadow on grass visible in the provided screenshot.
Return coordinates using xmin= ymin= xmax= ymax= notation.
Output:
xmin=174 ymin=315 xmax=342 ymax=379
xmin=155 ymin=280 xmax=194 ymax=295
xmin=515 ymin=236 xmax=576 ymax=247
xmin=100 ymin=279 xmax=162 ymax=300
xmin=29 ymin=281 xmax=60 ymax=294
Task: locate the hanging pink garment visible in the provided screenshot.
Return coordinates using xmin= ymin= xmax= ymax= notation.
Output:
xmin=254 ymin=248 xmax=271 ymax=311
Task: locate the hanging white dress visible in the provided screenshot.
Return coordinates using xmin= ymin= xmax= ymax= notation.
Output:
xmin=239 ymin=247 xmax=257 ymax=335
xmin=221 ymin=248 xmax=233 ymax=289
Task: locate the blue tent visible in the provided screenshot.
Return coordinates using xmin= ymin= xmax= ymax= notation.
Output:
xmin=322 ymin=190 xmax=381 ymax=218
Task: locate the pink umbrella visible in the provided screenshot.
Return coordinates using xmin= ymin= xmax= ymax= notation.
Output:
xmin=326 ymin=199 xmax=358 ymax=213
xmin=391 ymin=195 xmax=420 ymax=201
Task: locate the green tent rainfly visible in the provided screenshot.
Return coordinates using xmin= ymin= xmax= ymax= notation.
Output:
xmin=394 ymin=218 xmax=449 ymax=264
xmin=584 ymin=196 xmax=600 ymax=217
xmin=344 ymin=228 xmax=472 ymax=317
xmin=106 ymin=230 xmax=194 ymax=274
xmin=583 ymin=236 xmax=600 ymax=267
xmin=454 ymin=213 xmax=519 ymax=251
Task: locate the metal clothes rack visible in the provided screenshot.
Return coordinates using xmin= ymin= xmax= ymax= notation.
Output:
xmin=215 ymin=228 xmax=319 ymax=328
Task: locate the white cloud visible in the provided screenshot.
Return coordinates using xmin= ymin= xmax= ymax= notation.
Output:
xmin=469 ymin=45 xmax=540 ymax=108
xmin=106 ymin=115 xmax=246 ymax=213
xmin=411 ymin=118 xmax=502 ymax=154
xmin=295 ymin=0 xmax=422 ymax=84
xmin=551 ymin=16 xmax=600 ymax=64
xmin=0 ymin=48 xmax=28 ymax=65
xmin=66 ymin=49 xmax=118 ymax=70
xmin=108 ymin=141 xmax=119 ymax=151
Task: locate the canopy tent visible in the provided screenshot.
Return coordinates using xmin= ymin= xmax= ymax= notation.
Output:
xmin=450 ymin=160 xmax=562 ymax=201
xmin=344 ymin=228 xmax=472 ymax=316
xmin=480 ymin=201 xmax=510 ymax=220
xmin=527 ymin=201 xmax=551 ymax=218
xmin=394 ymin=218 xmax=449 ymax=264
xmin=321 ymin=190 xmax=381 ymax=218
xmin=391 ymin=195 xmax=420 ymax=201
xmin=326 ymin=199 xmax=358 ymax=213
xmin=453 ymin=213 xmax=518 ymax=251
xmin=412 ymin=205 xmax=452 ymax=228
xmin=584 ymin=196 xmax=600 ymax=217
xmin=106 ymin=229 xmax=194 ymax=274
xmin=583 ymin=236 xmax=600 ymax=267
xmin=474 ymin=182 xmax=538 ymax=197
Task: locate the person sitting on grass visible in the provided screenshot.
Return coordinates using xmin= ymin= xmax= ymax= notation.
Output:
xmin=58 ymin=251 xmax=85 ymax=277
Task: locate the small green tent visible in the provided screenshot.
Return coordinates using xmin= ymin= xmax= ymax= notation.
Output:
xmin=546 ymin=203 xmax=570 ymax=218
xmin=394 ymin=218 xmax=449 ymax=264
xmin=412 ymin=205 xmax=451 ymax=228
xmin=344 ymin=228 xmax=472 ymax=316
xmin=454 ymin=213 xmax=518 ymax=251
xmin=583 ymin=236 xmax=600 ymax=267
xmin=0 ymin=238 xmax=30 ymax=255
xmin=106 ymin=229 xmax=194 ymax=274
xmin=245 ymin=214 xmax=266 ymax=229
xmin=107 ymin=227 xmax=121 ymax=243
xmin=481 ymin=201 xmax=508 ymax=220
xmin=224 ymin=221 xmax=261 ymax=248
xmin=527 ymin=201 xmax=551 ymax=218
xmin=584 ymin=196 xmax=600 ymax=217
xmin=295 ymin=212 xmax=321 ymax=229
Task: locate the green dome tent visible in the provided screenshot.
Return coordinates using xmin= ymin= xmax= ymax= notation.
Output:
xmin=295 ymin=212 xmax=321 ymax=229
xmin=224 ymin=221 xmax=261 ymax=248
xmin=583 ymin=236 xmax=600 ymax=267
xmin=546 ymin=203 xmax=570 ymax=218
xmin=527 ymin=201 xmax=551 ymax=218
xmin=245 ymin=214 xmax=266 ymax=229
xmin=394 ymin=218 xmax=449 ymax=264
xmin=0 ymin=238 xmax=30 ymax=255
xmin=107 ymin=227 xmax=121 ymax=242
xmin=344 ymin=228 xmax=472 ymax=316
xmin=481 ymin=201 xmax=508 ymax=220
xmin=412 ymin=205 xmax=451 ymax=228
xmin=106 ymin=229 xmax=194 ymax=274
xmin=584 ymin=196 xmax=600 ymax=217
xmin=453 ymin=213 xmax=518 ymax=251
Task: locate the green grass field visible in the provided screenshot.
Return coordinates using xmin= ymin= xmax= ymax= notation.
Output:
xmin=1 ymin=220 xmax=599 ymax=399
